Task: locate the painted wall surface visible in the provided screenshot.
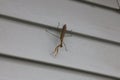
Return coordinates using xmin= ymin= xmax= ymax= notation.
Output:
xmin=0 ymin=0 xmax=120 ymax=79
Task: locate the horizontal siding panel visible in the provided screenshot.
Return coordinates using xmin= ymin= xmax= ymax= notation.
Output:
xmin=0 ymin=0 xmax=120 ymax=43
xmin=0 ymin=18 xmax=120 ymax=78
xmin=0 ymin=56 xmax=115 ymax=80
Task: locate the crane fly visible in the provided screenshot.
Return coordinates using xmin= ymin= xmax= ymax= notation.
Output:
xmin=53 ymin=24 xmax=67 ymax=56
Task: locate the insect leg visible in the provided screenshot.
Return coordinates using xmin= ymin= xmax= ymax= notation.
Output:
xmin=45 ymin=29 xmax=59 ymax=38
xmin=54 ymin=45 xmax=60 ymax=56
xmin=63 ymin=42 xmax=68 ymax=51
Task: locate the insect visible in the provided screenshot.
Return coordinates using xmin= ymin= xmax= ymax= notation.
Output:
xmin=46 ymin=23 xmax=69 ymax=56
xmin=53 ymin=24 xmax=67 ymax=56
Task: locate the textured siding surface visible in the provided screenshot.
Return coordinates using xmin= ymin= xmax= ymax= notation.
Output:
xmin=0 ymin=56 xmax=114 ymax=80
xmin=0 ymin=0 xmax=120 ymax=42
xmin=0 ymin=0 xmax=120 ymax=79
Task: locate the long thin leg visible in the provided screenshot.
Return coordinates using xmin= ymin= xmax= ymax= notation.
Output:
xmin=57 ymin=22 xmax=60 ymax=28
xmin=64 ymin=30 xmax=72 ymax=37
xmin=63 ymin=42 xmax=68 ymax=51
xmin=45 ymin=22 xmax=61 ymax=38
xmin=116 ymin=0 xmax=120 ymax=9
xmin=53 ymin=44 xmax=61 ymax=56
xmin=45 ymin=29 xmax=59 ymax=38
xmin=53 ymin=42 xmax=67 ymax=56
xmin=57 ymin=22 xmax=62 ymax=35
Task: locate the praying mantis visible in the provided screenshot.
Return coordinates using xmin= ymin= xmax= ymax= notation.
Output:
xmin=53 ymin=24 xmax=67 ymax=56
xmin=46 ymin=23 xmax=70 ymax=56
